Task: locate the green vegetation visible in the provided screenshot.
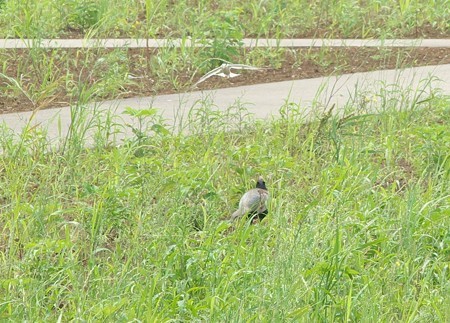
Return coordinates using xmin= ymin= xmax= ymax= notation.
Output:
xmin=0 ymin=0 xmax=449 ymax=320
xmin=0 ymin=0 xmax=448 ymax=39
xmin=1 ymin=46 xmax=442 ymax=112
xmin=1 ymin=0 xmax=448 ymax=112
xmin=0 ymin=84 xmax=449 ymax=320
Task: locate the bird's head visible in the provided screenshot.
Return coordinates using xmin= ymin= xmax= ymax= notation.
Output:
xmin=256 ymin=176 xmax=267 ymax=190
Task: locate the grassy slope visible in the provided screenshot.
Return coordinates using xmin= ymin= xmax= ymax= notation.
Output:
xmin=0 ymin=0 xmax=448 ymax=39
xmin=0 ymin=87 xmax=449 ymax=321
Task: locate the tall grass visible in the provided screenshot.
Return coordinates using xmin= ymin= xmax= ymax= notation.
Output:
xmin=0 ymin=84 xmax=449 ymax=320
xmin=0 ymin=0 xmax=448 ymax=38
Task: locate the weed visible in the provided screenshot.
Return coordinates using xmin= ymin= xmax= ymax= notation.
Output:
xmin=0 ymin=0 xmax=448 ymax=38
xmin=66 ymin=0 xmax=100 ymax=31
xmin=0 ymin=84 xmax=449 ymax=320
xmin=197 ymin=9 xmax=245 ymax=70
xmin=0 ymin=3 xmax=449 ymax=319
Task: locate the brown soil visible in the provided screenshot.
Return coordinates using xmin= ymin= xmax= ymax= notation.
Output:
xmin=1 ymin=47 xmax=449 ymax=114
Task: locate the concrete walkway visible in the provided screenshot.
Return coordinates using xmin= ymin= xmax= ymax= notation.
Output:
xmin=1 ymin=64 xmax=449 ymax=145
xmin=2 ymin=38 xmax=450 ymax=49
xmin=1 ymin=38 xmax=450 ymax=144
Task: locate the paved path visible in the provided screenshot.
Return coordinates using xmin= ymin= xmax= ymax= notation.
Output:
xmin=1 ymin=64 xmax=449 ymax=145
xmin=2 ymin=38 xmax=450 ymax=49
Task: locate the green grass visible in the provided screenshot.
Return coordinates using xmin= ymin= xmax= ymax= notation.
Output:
xmin=0 ymin=0 xmax=448 ymax=39
xmin=1 ymin=46 xmax=441 ymax=111
xmin=0 ymin=1 xmax=449 ymax=320
xmin=0 ymin=85 xmax=449 ymax=321
xmin=0 ymin=0 xmax=448 ymax=112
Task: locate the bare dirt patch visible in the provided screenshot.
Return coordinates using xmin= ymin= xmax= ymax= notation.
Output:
xmin=1 ymin=47 xmax=449 ymax=114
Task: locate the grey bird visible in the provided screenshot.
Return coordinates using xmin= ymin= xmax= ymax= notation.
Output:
xmin=230 ymin=176 xmax=269 ymax=223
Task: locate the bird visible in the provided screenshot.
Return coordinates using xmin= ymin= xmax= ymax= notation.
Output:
xmin=230 ymin=176 xmax=269 ymax=223
xmin=194 ymin=63 xmax=264 ymax=87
